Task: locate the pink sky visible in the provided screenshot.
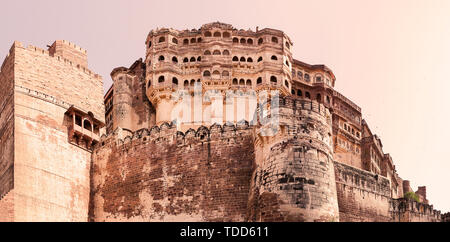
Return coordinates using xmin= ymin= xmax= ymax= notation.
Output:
xmin=1 ymin=0 xmax=449 ymax=213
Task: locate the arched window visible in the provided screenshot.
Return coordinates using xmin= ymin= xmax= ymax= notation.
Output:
xmin=214 ymin=32 xmax=221 ymax=37
xmin=239 ymin=79 xmax=245 ymax=85
xmin=205 ymin=31 xmax=212 ymax=37
xmin=183 ymin=57 xmax=189 ymax=63
xmin=83 ymin=120 xmax=92 ymax=131
xmin=222 ymin=50 xmax=230 ymax=55
xmin=271 ymin=36 xmax=278 ymax=43
xmin=258 ymin=38 xmax=263 ymax=45
xmin=148 ymin=41 xmax=152 ymax=48
xmin=297 ymin=90 xmax=302 ymax=97
xmin=240 ymin=38 xmax=246 ymax=44
xmin=204 ymin=50 xmax=211 ymax=55
xmin=232 ymin=78 xmax=238 ymax=85
xmin=232 ymin=56 xmax=239 ymax=61
xmin=298 ymin=71 xmax=303 ymax=79
xmin=316 ymin=94 xmax=322 ymax=102
xmin=247 ymin=57 xmax=253 ymax=62
xmin=257 ymin=56 xmax=263 ymax=62
xmin=257 ymin=77 xmax=263 ymax=85
xmin=233 ymin=38 xmax=239 ymax=43
xmin=183 ymin=39 xmax=189 ymax=45
xmin=159 ymin=36 xmax=165 ymax=43
xmin=291 ymin=89 xmax=296 ymax=95
xmin=270 ymin=76 xmax=277 ymax=83
xmin=247 ymin=39 xmax=253 ymax=45
xmin=197 ymin=56 xmax=202 ymax=62
xmin=284 ymin=80 xmax=289 ymax=87
xmin=190 ymin=79 xmax=195 ymax=86
xmin=147 ymin=80 xmax=152 ymax=88
xmin=240 ymin=57 xmax=246 ymax=62
xmin=213 ymin=50 xmax=221 ymax=55
xmin=190 ymin=38 xmax=196 ymax=44
xmin=158 ymin=76 xmax=165 ymax=83
xmin=190 ymin=57 xmax=196 ymax=62
xmin=326 ymin=96 xmax=331 ymax=104
xmin=212 ymin=70 xmax=220 ymax=76
xmin=222 ymin=70 xmax=229 ymax=76
xmin=197 ymin=37 xmax=202 ymax=43
xmin=203 ymin=71 xmax=211 ymax=77
xmin=271 ymin=55 xmax=278 ymax=60
xmin=172 ymin=38 xmax=178 ymax=44
xmin=246 ymin=79 xmax=252 ymax=86
xmin=158 ymin=55 xmax=165 ymax=61
xmin=285 ymin=60 xmax=290 ymax=66
xmin=184 ymin=80 xmax=189 ymax=87
xmin=305 ymin=92 xmax=311 ymax=99
xmin=315 ymin=75 xmax=323 ymax=82
xmin=305 ymin=73 xmax=310 ymax=82
xmin=223 ymin=32 xmax=231 ymax=38
xmin=286 ymin=41 xmax=290 ymax=49
xmin=172 ymin=57 xmax=178 ymax=63
xmin=172 ymin=77 xmax=178 ymax=85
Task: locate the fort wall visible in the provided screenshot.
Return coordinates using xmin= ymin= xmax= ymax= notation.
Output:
xmin=334 ymin=161 xmax=392 ymax=222
xmin=91 ymin=122 xmax=254 ymax=221
xmin=0 ymin=41 xmax=104 ymax=221
xmin=12 ymin=90 xmax=92 ymax=221
xmin=13 ymin=41 xmax=104 ymax=120
xmin=0 ymin=45 xmax=15 ymax=222
xmin=390 ymin=198 xmax=441 ymax=222
xmin=248 ymin=98 xmax=339 ymax=222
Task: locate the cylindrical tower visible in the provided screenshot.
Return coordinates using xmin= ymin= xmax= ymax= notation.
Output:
xmin=248 ymin=96 xmax=339 ymax=222
xmin=111 ymin=68 xmax=133 ymax=131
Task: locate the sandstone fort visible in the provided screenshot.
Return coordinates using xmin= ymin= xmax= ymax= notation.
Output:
xmin=0 ymin=22 xmax=448 ymax=222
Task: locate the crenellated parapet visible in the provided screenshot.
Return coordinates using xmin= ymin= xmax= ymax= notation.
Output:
xmin=390 ymin=198 xmax=442 ymax=222
xmin=97 ymin=120 xmax=254 ymax=151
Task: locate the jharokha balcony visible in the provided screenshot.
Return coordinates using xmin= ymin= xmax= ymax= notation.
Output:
xmin=65 ymin=106 xmax=104 ymax=151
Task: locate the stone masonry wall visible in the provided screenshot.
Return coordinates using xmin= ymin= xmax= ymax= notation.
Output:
xmin=0 ymin=45 xmax=15 ymax=222
xmin=0 ymin=41 xmax=105 ymax=221
xmin=248 ymin=98 xmax=339 ymax=222
xmin=335 ymin=161 xmax=392 ymax=222
xmin=91 ymin=122 xmax=254 ymax=221
xmin=13 ymin=41 xmax=104 ymax=120
xmin=12 ymin=90 xmax=92 ymax=221
xmin=390 ymin=198 xmax=441 ymax=222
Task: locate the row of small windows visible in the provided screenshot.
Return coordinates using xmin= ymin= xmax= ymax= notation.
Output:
xmin=150 ymin=34 xmax=287 ymax=49
xmin=232 ymin=78 xmax=252 ymax=86
xmin=204 ymin=31 xmax=231 ymax=38
xmin=156 ymin=53 xmax=278 ymax=64
xmin=203 ymin=70 xmax=230 ymax=77
xmin=292 ymin=69 xmax=331 ymax=85
xmin=150 ymin=75 xmax=278 ymax=87
xmin=342 ymin=123 xmax=361 ymax=138
xmin=157 ymin=55 xmax=202 ymax=63
xmin=290 ymin=89 xmax=331 ymax=104
xmin=204 ymin=49 xmax=230 ymax=55
xmin=232 ymin=55 xmax=277 ymax=63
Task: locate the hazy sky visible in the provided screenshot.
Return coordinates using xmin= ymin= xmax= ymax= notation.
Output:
xmin=1 ymin=0 xmax=449 ymax=213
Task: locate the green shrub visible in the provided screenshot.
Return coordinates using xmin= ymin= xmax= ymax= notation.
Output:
xmin=404 ymin=192 xmax=420 ymax=202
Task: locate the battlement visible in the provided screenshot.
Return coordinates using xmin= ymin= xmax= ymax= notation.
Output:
xmin=9 ymin=41 xmax=102 ymax=80
xmin=443 ymin=212 xmax=450 ymax=222
xmin=97 ymin=121 xmax=254 ymax=150
xmin=48 ymin=40 xmax=88 ymax=68
xmin=390 ymin=198 xmax=441 ymax=221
